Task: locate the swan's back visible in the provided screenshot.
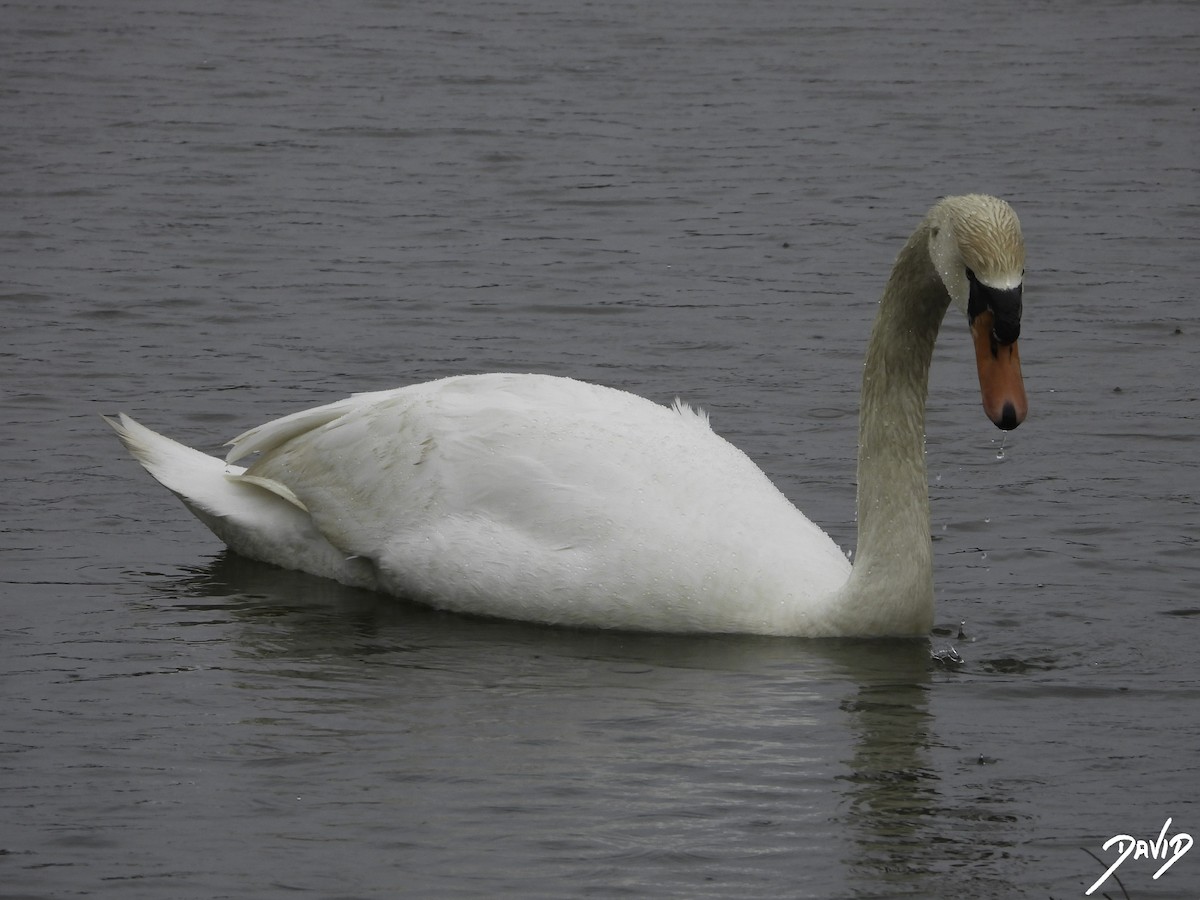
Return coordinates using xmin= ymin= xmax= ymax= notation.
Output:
xmin=225 ymin=374 xmax=850 ymax=632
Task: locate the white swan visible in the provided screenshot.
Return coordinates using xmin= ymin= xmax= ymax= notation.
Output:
xmin=106 ymin=194 xmax=1027 ymax=637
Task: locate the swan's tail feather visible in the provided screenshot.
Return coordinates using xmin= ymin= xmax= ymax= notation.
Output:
xmin=104 ymin=413 xmax=378 ymax=589
xmin=104 ymin=411 xmax=295 ymax=547
xmin=103 ymin=413 xmax=244 ymax=509
xmin=105 ymin=413 xmax=309 ymax=513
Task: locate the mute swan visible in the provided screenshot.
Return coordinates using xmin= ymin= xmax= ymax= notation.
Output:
xmin=106 ymin=194 xmax=1027 ymax=637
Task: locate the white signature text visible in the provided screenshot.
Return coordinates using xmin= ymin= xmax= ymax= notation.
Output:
xmin=1086 ymin=817 xmax=1192 ymax=895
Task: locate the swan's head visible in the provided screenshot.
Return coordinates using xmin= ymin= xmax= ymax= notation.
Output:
xmin=928 ymin=194 xmax=1027 ymax=430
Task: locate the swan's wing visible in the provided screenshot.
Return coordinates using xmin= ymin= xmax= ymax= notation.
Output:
xmin=233 ymin=373 xmax=850 ymax=630
xmin=225 ymin=388 xmax=399 ymax=462
xmin=237 ymin=374 xmax=678 ymax=555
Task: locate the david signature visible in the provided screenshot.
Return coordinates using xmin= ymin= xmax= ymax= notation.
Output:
xmin=1086 ymin=817 xmax=1192 ymax=895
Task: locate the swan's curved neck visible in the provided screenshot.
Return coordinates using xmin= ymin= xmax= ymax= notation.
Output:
xmin=837 ymin=221 xmax=950 ymax=635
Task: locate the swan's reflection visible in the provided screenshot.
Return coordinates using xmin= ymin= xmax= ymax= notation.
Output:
xmin=830 ymin=641 xmax=943 ymax=890
xmin=162 ymin=554 xmax=1016 ymax=895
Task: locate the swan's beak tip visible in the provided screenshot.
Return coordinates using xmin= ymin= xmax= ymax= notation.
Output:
xmin=983 ymin=366 xmax=1027 ymax=430
xmin=993 ymin=400 xmax=1024 ymax=431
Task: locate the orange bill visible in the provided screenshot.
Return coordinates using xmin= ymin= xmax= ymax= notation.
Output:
xmin=971 ymin=309 xmax=1027 ymax=430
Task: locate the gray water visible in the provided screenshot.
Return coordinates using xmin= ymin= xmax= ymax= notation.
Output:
xmin=3 ymin=0 xmax=1198 ymax=897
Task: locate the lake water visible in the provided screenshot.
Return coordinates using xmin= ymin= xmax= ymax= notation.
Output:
xmin=3 ymin=0 xmax=1198 ymax=897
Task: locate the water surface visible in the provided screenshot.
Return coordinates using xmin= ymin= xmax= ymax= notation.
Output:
xmin=2 ymin=0 xmax=1197 ymax=897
